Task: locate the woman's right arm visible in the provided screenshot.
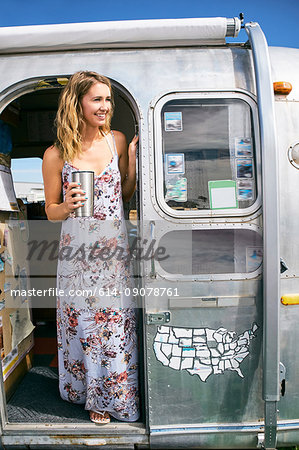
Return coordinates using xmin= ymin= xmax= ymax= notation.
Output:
xmin=42 ymin=146 xmax=85 ymax=221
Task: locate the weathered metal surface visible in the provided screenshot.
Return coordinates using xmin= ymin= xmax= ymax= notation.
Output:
xmin=0 ymin=17 xmax=298 ymax=450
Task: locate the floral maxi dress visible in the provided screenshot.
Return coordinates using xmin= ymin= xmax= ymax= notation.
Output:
xmin=56 ymin=131 xmax=139 ymax=422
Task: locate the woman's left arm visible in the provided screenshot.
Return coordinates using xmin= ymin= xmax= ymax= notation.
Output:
xmin=114 ymin=130 xmax=138 ymax=202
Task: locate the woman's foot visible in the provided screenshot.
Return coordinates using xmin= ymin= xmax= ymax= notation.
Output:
xmin=89 ymin=410 xmax=110 ymax=424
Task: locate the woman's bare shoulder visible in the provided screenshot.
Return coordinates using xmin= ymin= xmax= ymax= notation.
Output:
xmin=111 ymin=129 xmax=126 ymax=141
xmin=111 ymin=130 xmax=127 ymax=155
xmin=43 ymin=145 xmax=64 ymax=169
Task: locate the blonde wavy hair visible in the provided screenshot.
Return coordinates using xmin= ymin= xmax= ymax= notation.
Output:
xmin=55 ymin=71 xmax=114 ymax=162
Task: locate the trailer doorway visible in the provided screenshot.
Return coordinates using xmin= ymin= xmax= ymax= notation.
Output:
xmin=0 ymin=79 xmax=144 ymax=428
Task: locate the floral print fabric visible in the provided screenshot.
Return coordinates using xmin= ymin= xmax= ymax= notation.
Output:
xmin=56 ymin=132 xmax=139 ymax=422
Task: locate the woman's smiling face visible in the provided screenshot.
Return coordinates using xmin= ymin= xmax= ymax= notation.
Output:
xmin=80 ymin=81 xmax=112 ymax=129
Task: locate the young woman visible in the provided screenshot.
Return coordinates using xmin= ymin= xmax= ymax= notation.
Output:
xmin=42 ymin=71 xmax=139 ymax=424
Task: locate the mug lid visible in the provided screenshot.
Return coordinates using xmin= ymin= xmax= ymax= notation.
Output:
xmin=72 ymin=170 xmax=94 ymax=174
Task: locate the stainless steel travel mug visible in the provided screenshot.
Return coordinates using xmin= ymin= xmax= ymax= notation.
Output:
xmin=71 ymin=171 xmax=94 ymax=217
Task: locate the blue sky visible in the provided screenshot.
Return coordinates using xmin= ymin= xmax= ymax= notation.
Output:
xmin=3 ymin=0 xmax=299 ymax=183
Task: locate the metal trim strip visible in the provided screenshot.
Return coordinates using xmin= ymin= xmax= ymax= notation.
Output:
xmin=245 ymin=20 xmax=280 ymax=450
xmin=150 ymin=421 xmax=299 ymax=435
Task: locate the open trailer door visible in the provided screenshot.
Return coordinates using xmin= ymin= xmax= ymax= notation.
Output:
xmin=142 ymin=24 xmax=280 ymax=449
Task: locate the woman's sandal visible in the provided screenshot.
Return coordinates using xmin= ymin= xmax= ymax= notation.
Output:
xmin=89 ymin=410 xmax=110 ymax=424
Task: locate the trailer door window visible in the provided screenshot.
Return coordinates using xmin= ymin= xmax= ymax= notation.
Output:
xmin=158 ymin=228 xmax=262 ymax=275
xmin=159 ymin=97 xmax=258 ymax=213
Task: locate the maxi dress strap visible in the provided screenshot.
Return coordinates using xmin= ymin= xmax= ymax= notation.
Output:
xmin=103 ymin=131 xmax=117 ymax=157
xmin=110 ymin=131 xmax=118 ymax=156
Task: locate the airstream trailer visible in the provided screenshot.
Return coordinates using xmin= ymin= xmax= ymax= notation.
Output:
xmin=0 ymin=15 xmax=298 ymax=450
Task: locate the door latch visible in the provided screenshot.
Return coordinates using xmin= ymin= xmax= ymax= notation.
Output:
xmin=280 ymin=258 xmax=288 ymax=274
xmin=146 ymin=312 xmax=171 ymax=325
xmin=279 ymin=362 xmax=286 ymax=397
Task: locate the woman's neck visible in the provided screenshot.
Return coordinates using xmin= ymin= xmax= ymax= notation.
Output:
xmin=81 ymin=125 xmax=103 ymax=147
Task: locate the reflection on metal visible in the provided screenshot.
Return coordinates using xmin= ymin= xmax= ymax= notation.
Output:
xmin=226 ymin=17 xmax=242 ymax=37
xmin=150 ymin=420 xmax=299 ymax=434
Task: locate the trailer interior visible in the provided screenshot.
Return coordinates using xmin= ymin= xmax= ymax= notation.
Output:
xmin=0 ymin=83 xmax=145 ymax=429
